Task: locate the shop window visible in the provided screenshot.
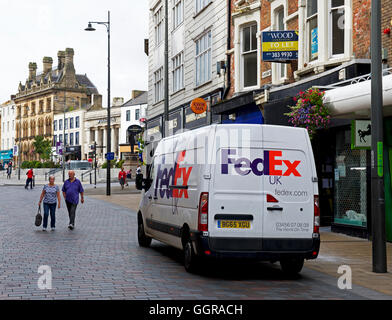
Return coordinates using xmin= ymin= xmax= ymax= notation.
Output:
xmin=241 ymin=24 xmax=257 ymax=89
xmin=334 ymin=129 xmax=367 ymax=227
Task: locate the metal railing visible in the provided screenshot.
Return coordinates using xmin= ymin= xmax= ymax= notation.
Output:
xmin=81 ymin=168 xmax=95 ymax=184
xmin=317 ymin=67 xmax=392 ymax=91
xmin=45 ymin=168 xmax=63 ymax=180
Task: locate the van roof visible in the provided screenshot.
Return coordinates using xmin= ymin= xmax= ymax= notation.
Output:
xmin=159 ymin=124 xmax=307 ymax=143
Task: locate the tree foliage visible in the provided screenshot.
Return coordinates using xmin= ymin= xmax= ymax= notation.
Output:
xmin=32 ymin=135 xmax=52 ymax=160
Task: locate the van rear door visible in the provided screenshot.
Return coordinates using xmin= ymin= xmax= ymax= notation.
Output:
xmin=208 ymin=126 xmax=264 ymax=240
xmin=262 ymin=126 xmax=314 ymax=239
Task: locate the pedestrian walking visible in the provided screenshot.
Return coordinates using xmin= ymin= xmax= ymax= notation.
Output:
xmin=118 ymin=167 xmax=127 ymax=190
xmin=126 ymin=169 xmax=132 ymax=186
xmin=25 ymin=168 xmax=34 ymax=189
xmin=136 ymin=165 xmax=141 ymax=175
xmin=38 ymin=175 xmax=61 ymax=231
xmin=62 ymin=170 xmax=84 ymax=230
xmin=6 ymin=165 xmax=12 ymax=179
xmin=7 ymin=161 xmax=12 ymax=179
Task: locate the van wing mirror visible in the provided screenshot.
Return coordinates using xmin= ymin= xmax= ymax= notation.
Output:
xmin=135 ymin=173 xmax=144 ymax=190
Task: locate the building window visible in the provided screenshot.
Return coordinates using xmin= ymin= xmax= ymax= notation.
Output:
xmin=154 ymin=67 xmax=164 ymax=103
xmin=70 ymin=133 xmax=74 ymax=146
xmin=75 ymin=116 xmax=80 ymax=128
xmin=54 ymin=120 xmax=57 ymax=132
xmin=64 ymin=134 xmax=68 ymax=145
xmin=75 ymin=132 xmax=79 ymax=145
xmin=59 ymin=134 xmax=63 ymax=143
xmin=154 ymin=6 xmax=163 ymax=46
xmin=70 ymin=117 xmax=74 ymax=129
xmin=53 ymin=135 xmax=57 ymax=146
xmin=172 ymin=51 xmax=184 ymax=92
xmin=64 ymin=118 xmax=68 ymax=130
xmin=59 ymin=119 xmax=63 ymax=131
xmin=241 ymin=24 xmax=257 ymax=88
xmin=135 ymin=109 xmax=140 ymax=121
xmin=329 ymin=0 xmax=345 ymax=57
xmin=307 ymin=0 xmax=318 ymax=62
xmin=196 ymin=0 xmax=211 ymax=13
xmin=126 ymin=110 xmax=131 ymax=121
xmin=195 ymin=31 xmax=212 ymax=87
xmin=173 ymin=0 xmax=184 ymax=29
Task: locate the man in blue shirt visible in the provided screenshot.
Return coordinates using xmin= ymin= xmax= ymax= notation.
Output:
xmin=62 ymin=170 xmax=84 ymax=230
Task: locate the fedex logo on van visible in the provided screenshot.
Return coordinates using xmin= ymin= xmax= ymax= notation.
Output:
xmin=154 ymin=150 xmax=193 ymax=199
xmin=221 ymin=149 xmax=301 ymax=177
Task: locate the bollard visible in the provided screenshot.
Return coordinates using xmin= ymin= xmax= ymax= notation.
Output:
xmin=90 ymin=172 xmax=92 ymax=184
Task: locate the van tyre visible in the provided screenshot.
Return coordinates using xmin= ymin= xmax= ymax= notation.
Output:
xmin=184 ymin=239 xmax=199 ymax=273
xmin=138 ymin=219 xmax=152 ymax=247
xmin=280 ymin=258 xmax=304 ymax=275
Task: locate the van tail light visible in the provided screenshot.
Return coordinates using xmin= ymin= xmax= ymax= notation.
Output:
xmin=198 ymin=192 xmax=209 ymax=232
xmin=314 ymin=195 xmax=320 ymax=233
xmin=267 ymin=194 xmax=279 ymax=203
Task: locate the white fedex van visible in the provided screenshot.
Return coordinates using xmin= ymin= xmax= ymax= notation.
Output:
xmin=136 ymin=124 xmax=320 ymax=274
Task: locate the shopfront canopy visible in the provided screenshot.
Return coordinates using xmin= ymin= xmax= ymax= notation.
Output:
xmin=323 ymin=71 xmax=392 ymax=119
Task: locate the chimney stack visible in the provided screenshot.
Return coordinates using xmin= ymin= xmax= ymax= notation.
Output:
xmin=64 ymin=48 xmax=75 ymax=76
xmin=43 ymin=56 xmax=53 ymax=74
xmin=132 ymin=90 xmax=144 ymax=99
xmin=92 ymin=94 xmax=102 ymax=108
xmin=57 ymin=50 xmax=66 ymax=70
xmin=112 ymin=97 xmax=124 ymax=107
xmin=28 ymin=62 xmax=37 ymax=80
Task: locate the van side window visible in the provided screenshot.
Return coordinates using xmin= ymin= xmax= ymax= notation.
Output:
xmin=145 ymin=161 xmax=155 ymax=191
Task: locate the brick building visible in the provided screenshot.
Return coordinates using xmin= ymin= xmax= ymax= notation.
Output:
xmin=212 ymin=0 xmax=392 ymax=240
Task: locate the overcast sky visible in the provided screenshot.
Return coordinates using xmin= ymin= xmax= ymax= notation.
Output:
xmin=0 ymin=0 xmax=149 ymax=106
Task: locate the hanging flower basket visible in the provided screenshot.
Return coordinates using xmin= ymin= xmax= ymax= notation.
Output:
xmin=285 ymin=88 xmax=331 ymax=139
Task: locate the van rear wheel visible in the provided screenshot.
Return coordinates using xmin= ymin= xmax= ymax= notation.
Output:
xmin=138 ymin=219 xmax=152 ymax=247
xmin=280 ymin=258 xmax=304 ymax=275
xmin=184 ymin=239 xmax=199 ymax=273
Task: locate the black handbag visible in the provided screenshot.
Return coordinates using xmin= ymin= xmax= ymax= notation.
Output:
xmin=35 ymin=205 xmax=42 ymax=227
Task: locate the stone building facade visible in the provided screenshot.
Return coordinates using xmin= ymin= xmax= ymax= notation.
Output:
xmin=84 ymin=105 xmax=121 ymax=164
xmin=14 ymin=48 xmax=100 ymax=163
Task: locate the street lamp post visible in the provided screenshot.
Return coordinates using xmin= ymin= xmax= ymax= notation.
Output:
xmin=11 ymin=105 xmax=21 ymax=180
xmin=370 ymin=0 xmax=387 ymax=273
xmin=85 ymin=11 xmax=111 ymax=196
xmin=18 ymin=108 xmax=21 ymax=180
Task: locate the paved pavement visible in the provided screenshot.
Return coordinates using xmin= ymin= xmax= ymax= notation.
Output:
xmin=0 ymin=185 xmax=390 ymax=300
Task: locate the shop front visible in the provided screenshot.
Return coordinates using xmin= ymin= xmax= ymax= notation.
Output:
xmin=0 ymin=149 xmax=13 ymax=168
